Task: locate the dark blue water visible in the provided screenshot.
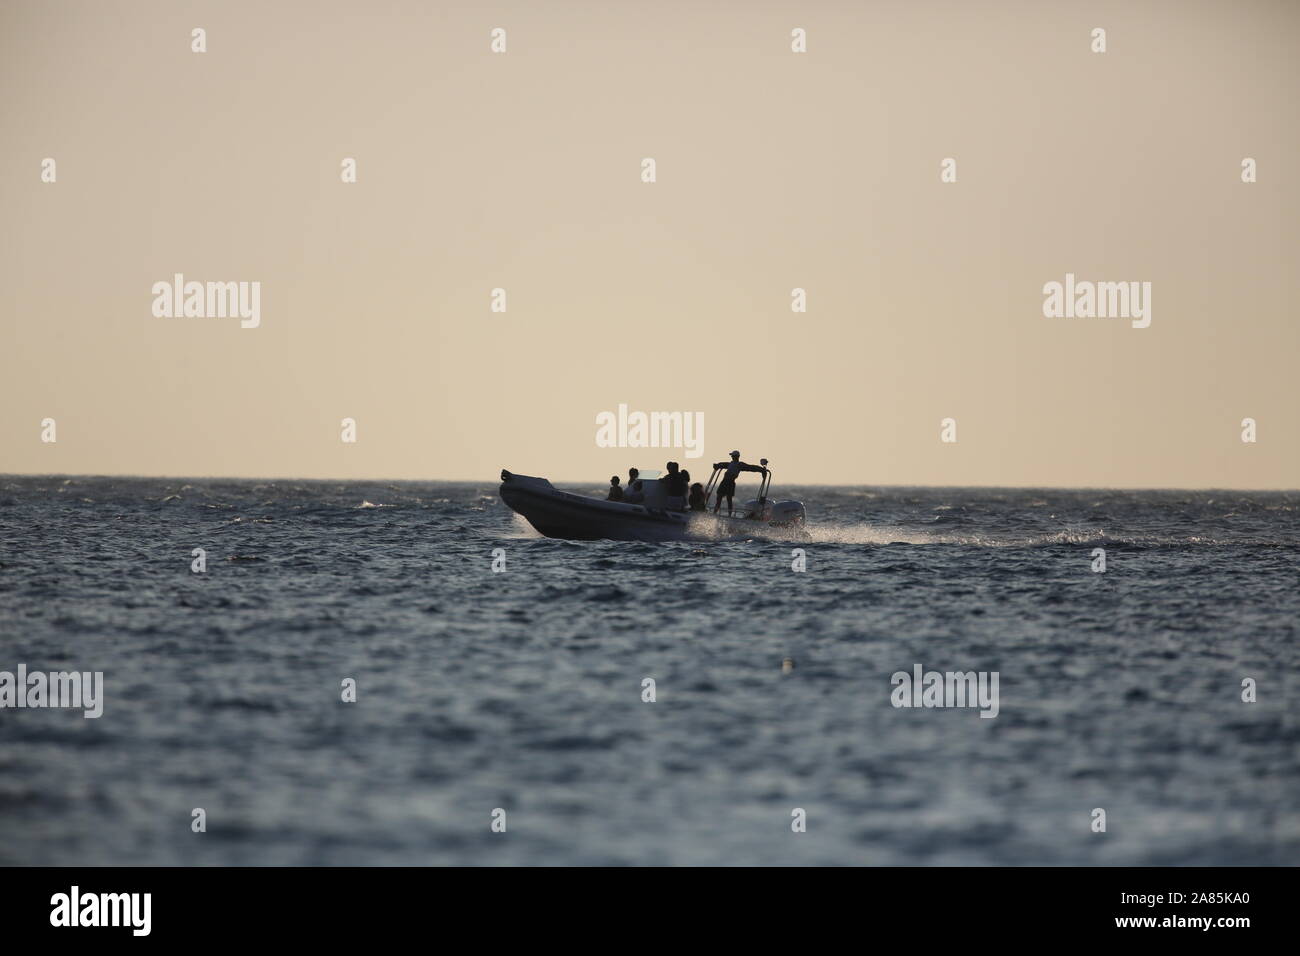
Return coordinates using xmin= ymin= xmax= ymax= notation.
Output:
xmin=1 ymin=476 xmax=1296 ymax=865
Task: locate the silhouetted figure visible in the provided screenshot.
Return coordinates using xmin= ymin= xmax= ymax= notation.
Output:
xmin=688 ymin=482 xmax=706 ymax=511
xmin=712 ymin=450 xmax=766 ymax=516
xmin=659 ymin=461 xmax=688 ymax=509
xmin=607 ymin=476 xmax=624 ymax=501
xmin=624 ymin=479 xmax=644 ymax=504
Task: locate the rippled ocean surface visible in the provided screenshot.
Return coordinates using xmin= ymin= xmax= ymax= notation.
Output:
xmin=1 ymin=475 xmax=1296 ymax=866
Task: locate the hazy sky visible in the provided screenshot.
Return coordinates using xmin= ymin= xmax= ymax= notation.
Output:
xmin=2 ymin=0 xmax=1296 ymax=487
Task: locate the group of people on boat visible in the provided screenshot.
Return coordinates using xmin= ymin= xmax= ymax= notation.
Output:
xmin=605 ymin=451 xmax=767 ymax=516
xmin=607 ymin=464 xmax=696 ymax=508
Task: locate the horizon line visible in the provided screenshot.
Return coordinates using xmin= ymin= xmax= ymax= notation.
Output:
xmin=3 ymin=472 xmax=1297 ymax=494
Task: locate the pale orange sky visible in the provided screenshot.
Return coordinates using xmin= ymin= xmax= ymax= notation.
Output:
xmin=2 ymin=0 xmax=1297 ymax=487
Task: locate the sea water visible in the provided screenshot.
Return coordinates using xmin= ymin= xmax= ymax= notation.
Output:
xmin=0 ymin=476 xmax=1296 ymax=865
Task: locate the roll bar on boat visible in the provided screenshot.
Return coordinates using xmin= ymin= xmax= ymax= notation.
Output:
xmin=703 ymin=457 xmax=771 ymax=512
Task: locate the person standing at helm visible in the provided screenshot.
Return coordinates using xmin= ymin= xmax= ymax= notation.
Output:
xmin=712 ymin=450 xmax=766 ymax=516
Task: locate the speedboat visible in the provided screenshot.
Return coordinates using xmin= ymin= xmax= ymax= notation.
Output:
xmin=498 ymin=459 xmax=806 ymax=542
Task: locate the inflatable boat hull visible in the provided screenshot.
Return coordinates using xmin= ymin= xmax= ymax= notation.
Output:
xmin=498 ymin=471 xmax=804 ymax=542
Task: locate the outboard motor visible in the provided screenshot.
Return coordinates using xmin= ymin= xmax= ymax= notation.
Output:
xmin=768 ymin=500 xmax=806 ymax=526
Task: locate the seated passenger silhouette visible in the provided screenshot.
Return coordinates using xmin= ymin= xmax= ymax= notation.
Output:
xmin=659 ymin=461 xmax=688 ymax=510
xmin=688 ymin=482 xmax=707 ymax=511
